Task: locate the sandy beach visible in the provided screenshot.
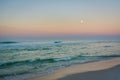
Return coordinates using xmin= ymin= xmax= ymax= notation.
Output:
xmin=31 ymin=58 xmax=120 ymax=80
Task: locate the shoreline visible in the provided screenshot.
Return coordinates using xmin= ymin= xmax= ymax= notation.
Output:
xmin=31 ymin=58 xmax=120 ymax=80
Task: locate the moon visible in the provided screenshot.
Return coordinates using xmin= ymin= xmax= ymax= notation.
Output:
xmin=80 ymin=20 xmax=84 ymax=23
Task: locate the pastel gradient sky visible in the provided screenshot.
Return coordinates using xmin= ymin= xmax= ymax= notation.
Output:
xmin=0 ymin=0 xmax=120 ymax=40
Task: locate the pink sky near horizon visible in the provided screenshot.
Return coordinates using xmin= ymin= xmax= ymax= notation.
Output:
xmin=0 ymin=17 xmax=120 ymax=36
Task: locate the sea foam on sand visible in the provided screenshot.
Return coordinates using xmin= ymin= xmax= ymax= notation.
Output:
xmin=31 ymin=58 xmax=120 ymax=80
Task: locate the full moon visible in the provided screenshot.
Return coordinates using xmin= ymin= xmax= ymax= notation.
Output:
xmin=80 ymin=20 xmax=84 ymax=23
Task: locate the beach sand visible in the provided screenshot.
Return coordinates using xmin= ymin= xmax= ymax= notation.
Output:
xmin=31 ymin=58 xmax=120 ymax=80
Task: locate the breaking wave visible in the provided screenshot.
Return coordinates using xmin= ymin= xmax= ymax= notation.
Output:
xmin=1 ymin=54 xmax=120 ymax=68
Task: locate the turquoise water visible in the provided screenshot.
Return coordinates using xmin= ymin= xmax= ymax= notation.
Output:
xmin=0 ymin=40 xmax=120 ymax=80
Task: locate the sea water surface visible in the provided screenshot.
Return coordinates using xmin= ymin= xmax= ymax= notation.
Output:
xmin=0 ymin=40 xmax=120 ymax=80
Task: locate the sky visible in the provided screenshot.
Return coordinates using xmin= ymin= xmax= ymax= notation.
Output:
xmin=0 ymin=0 xmax=120 ymax=40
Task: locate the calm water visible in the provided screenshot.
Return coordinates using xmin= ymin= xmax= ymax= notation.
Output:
xmin=0 ymin=40 xmax=120 ymax=80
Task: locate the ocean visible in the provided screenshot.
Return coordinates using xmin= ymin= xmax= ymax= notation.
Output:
xmin=0 ymin=40 xmax=120 ymax=80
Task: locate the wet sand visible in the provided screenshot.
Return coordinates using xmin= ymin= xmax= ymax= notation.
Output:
xmin=31 ymin=58 xmax=120 ymax=80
